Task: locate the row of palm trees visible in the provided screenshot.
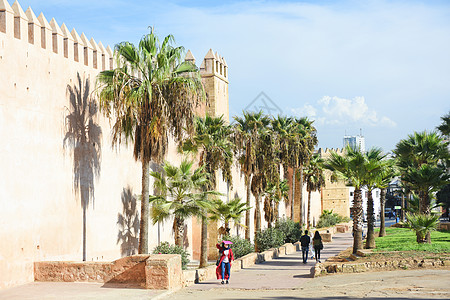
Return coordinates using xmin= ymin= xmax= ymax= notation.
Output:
xmin=96 ymin=30 xmax=319 ymax=266
xmin=324 ymin=147 xmax=395 ymax=253
xmin=323 ymin=114 xmax=449 ymax=253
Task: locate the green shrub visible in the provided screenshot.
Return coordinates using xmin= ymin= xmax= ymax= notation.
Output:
xmin=274 ymin=218 xmax=302 ymax=243
xmin=316 ymin=210 xmax=350 ymax=228
xmin=406 ymin=212 xmax=440 ymax=243
xmin=220 ymin=235 xmax=254 ymax=259
xmin=153 ymin=242 xmax=190 ymax=270
xmin=255 ymin=227 xmax=286 ymax=252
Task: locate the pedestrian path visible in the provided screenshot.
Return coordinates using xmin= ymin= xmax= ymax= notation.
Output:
xmin=187 ymin=232 xmax=353 ymax=290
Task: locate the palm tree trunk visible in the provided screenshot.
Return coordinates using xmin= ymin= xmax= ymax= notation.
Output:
xmin=245 ymin=174 xmax=251 ymax=240
xmin=199 ymin=215 xmax=208 ymax=267
xmin=400 ymin=192 xmax=405 ymax=222
xmin=379 ymin=189 xmax=386 ymax=237
xmin=352 ymin=188 xmax=364 ymax=253
xmin=365 ymin=189 xmax=376 ymax=249
xmin=174 ymin=217 xmax=185 ymax=247
xmin=254 ymin=193 xmax=262 ymax=252
xmin=421 ymin=191 xmax=431 ymax=243
xmin=298 ymin=164 xmax=304 ymax=225
xmin=307 ymin=190 xmax=311 ymax=230
xmin=291 ymin=167 xmax=296 ymax=220
xmin=255 ymin=193 xmax=261 ymax=233
xmin=138 ymin=159 xmax=150 ymax=254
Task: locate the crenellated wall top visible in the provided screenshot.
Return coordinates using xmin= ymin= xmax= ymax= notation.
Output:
xmin=0 ymin=0 xmax=114 ymax=71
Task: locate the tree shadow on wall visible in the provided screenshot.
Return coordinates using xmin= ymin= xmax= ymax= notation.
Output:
xmin=63 ymin=73 xmax=102 ymax=261
xmin=117 ymin=187 xmax=139 ymax=256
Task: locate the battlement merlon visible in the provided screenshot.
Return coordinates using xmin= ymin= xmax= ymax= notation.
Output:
xmin=0 ymin=0 xmax=114 ymax=70
xmin=199 ymin=48 xmax=228 ymax=82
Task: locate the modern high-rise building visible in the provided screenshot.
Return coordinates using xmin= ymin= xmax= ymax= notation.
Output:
xmin=343 ymin=134 xmax=365 ymax=152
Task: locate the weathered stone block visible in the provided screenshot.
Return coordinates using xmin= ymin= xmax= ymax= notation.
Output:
xmin=284 ymin=243 xmax=296 ymax=254
xmin=240 ymin=253 xmax=257 ymax=268
xmin=145 ymin=254 xmax=182 ymax=290
xmin=321 ymin=233 xmax=332 ymax=242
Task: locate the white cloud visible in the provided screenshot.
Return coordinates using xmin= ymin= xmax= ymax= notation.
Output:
xmin=291 ymin=96 xmax=396 ymax=128
xmin=290 ymin=104 xmax=316 ymax=118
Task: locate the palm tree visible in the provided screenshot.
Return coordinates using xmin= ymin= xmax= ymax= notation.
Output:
xmin=149 ymin=160 xmax=216 ymax=247
xmin=362 ymin=148 xmax=386 ymax=249
xmin=264 ymin=179 xmax=289 ymax=228
xmin=210 ymin=197 xmax=251 ymax=236
xmin=182 ymin=115 xmax=233 ymax=267
xmin=251 ymin=118 xmax=280 ymax=239
xmin=373 ymin=160 xmax=396 ymax=237
xmin=324 ymin=146 xmax=367 ymax=253
xmin=394 ymin=131 xmax=449 ymax=215
xmin=233 ymin=111 xmax=271 ymax=240
xmin=406 ymin=192 xmax=443 ymax=214
xmin=289 ymin=117 xmax=317 ymax=223
xmin=97 ymin=29 xmax=204 ymax=253
xmin=401 ymin=164 xmax=449 ymax=215
xmin=406 ymin=213 xmax=440 ymax=244
xmin=303 ymin=154 xmax=325 ymax=229
xmin=437 ymin=111 xmax=450 ymax=137
xmin=271 ymin=116 xmax=293 ymax=180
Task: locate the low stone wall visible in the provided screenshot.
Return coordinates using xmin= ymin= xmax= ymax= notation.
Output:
xmin=34 ymin=254 xmax=182 ymax=290
xmin=313 ymin=258 xmax=450 ymax=277
xmin=182 ymin=242 xmax=297 ymax=287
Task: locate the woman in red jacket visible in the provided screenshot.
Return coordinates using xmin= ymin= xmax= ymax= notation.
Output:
xmin=216 ymin=241 xmax=234 ymax=284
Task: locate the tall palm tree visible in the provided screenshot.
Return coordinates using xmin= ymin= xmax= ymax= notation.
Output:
xmin=373 ymin=160 xmax=396 ymax=237
xmin=324 ymin=146 xmax=367 ymax=253
xmin=303 ymin=154 xmax=325 ymax=229
xmin=97 ymin=29 xmax=204 ymax=253
xmin=271 ymin=116 xmax=293 ymax=180
xmin=149 ymin=160 xmax=216 ymax=247
xmin=289 ymin=117 xmax=317 ymax=223
xmin=362 ymin=148 xmax=386 ymax=249
xmin=233 ymin=111 xmax=270 ymax=240
xmin=182 ymin=115 xmax=233 ymax=267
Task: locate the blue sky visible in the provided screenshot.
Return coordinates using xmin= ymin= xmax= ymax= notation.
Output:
xmin=13 ymin=0 xmax=450 ymax=152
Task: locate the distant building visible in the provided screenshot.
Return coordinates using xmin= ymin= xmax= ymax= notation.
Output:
xmin=343 ymin=134 xmax=365 ymax=152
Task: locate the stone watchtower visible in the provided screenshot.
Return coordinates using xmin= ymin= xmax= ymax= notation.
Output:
xmin=185 ymin=49 xmax=229 ymax=122
xmin=185 ymin=49 xmax=230 ymax=261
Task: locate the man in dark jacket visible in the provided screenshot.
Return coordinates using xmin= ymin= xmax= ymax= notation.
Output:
xmin=300 ymin=230 xmax=311 ymax=263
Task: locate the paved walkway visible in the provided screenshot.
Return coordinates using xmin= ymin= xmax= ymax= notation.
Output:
xmin=0 ymin=233 xmax=353 ymax=299
xmin=171 ymin=269 xmax=450 ymax=299
xmin=186 ymin=232 xmax=353 ymax=290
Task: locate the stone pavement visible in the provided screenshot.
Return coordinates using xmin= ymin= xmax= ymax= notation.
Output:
xmin=0 ymin=282 xmax=166 ymax=300
xmin=186 ymin=232 xmax=354 ymax=290
xmin=171 ymin=269 xmax=450 ymax=299
xmin=0 ymin=233 xmax=353 ymax=299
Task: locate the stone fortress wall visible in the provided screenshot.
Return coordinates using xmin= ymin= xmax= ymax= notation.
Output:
xmin=0 ymin=0 xmax=343 ymax=290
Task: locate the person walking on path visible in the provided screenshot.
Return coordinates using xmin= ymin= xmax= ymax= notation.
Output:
xmin=300 ymin=230 xmax=311 ymax=264
xmin=313 ymin=231 xmax=323 ymax=262
xmin=216 ymin=241 xmax=234 ymax=284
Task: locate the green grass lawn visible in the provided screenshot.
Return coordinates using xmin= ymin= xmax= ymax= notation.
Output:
xmin=374 ymin=227 xmax=450 ymax=253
